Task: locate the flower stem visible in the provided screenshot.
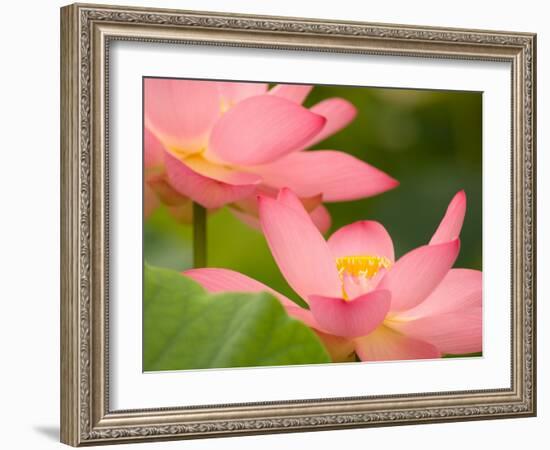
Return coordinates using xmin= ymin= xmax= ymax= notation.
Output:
xmin=192 ymin=202 xmax=207 ymax=268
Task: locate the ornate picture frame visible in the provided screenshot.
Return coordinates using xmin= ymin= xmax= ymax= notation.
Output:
xmin=60 ymin=3 xmax=536 ymax=446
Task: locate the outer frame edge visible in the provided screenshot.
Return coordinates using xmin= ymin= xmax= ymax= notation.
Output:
xmin=60 ymin=2 xmax=536 ymax=445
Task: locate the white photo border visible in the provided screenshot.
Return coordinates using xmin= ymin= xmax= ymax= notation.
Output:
xmin=109 ymin=40 xmax=511 ymax=411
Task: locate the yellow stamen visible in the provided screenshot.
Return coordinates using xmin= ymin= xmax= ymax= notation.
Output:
xmin=220 ymin=98 xmax=234 ymax=114
xmin=336 ymin=255 xmax=392 ymax=279
xmin=336 ymin=255 xmax=392 ymax=301
xmin=166 ymin=145 xmax=204 ymax=160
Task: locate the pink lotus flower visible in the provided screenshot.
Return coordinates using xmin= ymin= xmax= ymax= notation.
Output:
xmin=185 ymin=188 xmax=482 ymax=362
xmin=144 ymin=128 xmax=195 ymax=222
xmin=144 ymin=79 xmax=398 ymax=230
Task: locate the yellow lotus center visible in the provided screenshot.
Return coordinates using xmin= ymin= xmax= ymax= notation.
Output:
xmin=167 ymin=145 xmax=204 ymax=159
xmin=220 ymin=98 xmax=234 ymax=114
xmin=336 ymin=255 xmax=392 ymax=279
xmin=336 ymin=255 xmax=392 ymax=301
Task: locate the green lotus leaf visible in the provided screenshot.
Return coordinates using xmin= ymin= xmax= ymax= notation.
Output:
xmin=143 ymin=264 xmax=331 ymax=371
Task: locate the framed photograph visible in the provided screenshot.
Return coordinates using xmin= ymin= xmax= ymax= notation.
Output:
xmin=60 ymin=3 xmax=536 ymax=446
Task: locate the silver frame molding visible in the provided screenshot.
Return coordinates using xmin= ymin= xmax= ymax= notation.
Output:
xmin=60 ymin=3 xmax=536 ymax=446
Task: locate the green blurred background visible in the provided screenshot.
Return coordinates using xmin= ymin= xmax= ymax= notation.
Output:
xmin=144 ymin=85 xmax=482 ymax=307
